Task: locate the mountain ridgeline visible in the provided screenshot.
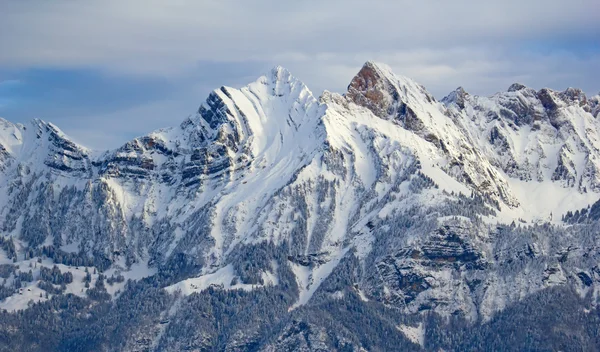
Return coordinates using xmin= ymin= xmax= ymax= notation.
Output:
xmin=0 ymin=62 xmax=600 ymax=351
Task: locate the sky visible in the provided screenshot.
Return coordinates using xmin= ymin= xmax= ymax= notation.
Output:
xmin=0 ymin=0 xmax=599 ymax=149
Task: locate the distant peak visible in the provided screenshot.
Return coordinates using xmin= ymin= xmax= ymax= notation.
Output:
xmin=455 ymin=86 xmax=468 ymax=95
xmin=561 ymin=87 xmax=586 ymax=103
xmin=508 ymin=83 xmax=528 ymax=92
xmin=535 ymin=87 xmax=589 ymax=111
xmin=0 ymin=117 xmax=19 ymax=129
xmin=30 ymin=118 xmax=73 ymax=140
xmin=270 ymin=65 xmax=291 ymax=78
xmin=30 ymin=118 xmax=64 ymax=135
xmin=442 ymin=87 xmax=469 ymax=109
xmin=268 ymin=65 xmax=298 ymax=85
xmin=260 ymin=65 xmax=313 ymax=99
xmin=31 ymin=118 xmax=54 ymax=131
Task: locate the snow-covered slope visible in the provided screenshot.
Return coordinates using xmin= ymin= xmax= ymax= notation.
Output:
xmin=445 ymin=82 xmax=600 ymax=222
xmin=0 ymin=62 xmax=599 ymax=325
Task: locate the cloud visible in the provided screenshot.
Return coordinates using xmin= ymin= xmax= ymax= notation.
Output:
xmin=0 ymin=0 xmax=598 ymax=74
xmin=0 ymin=0 xmax=598 ymax=149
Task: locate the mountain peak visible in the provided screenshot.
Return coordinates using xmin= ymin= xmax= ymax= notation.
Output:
xmin=442 ymin=87 xmax=469 ymax=109
xmin=259 ymin=65 xmax=313 ymax=100
xmin=560 ymin=87 xmax=587 ymax=104
xmin=267 ymin=65 xmax=301 ymax=85
xmin=31 ymin=118 xmax=61 ymax=133
xmin=356 ymin=61 xmax=418 ymax=89
xmin=269 ymin=65 xmax=292 ymax=81
xmin=346 ymin=61 xmax=436 ymax=120
xmin=361 ymin=60 xmax=395 ymax=78
xmin=508 ymin=83 xmax=528 ymax=92
xmin=346 ymin=61 xmax=391 ymax=118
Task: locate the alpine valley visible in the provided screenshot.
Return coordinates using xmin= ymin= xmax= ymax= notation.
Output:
xmin=0 ymin=61 xmax=600 ymax=351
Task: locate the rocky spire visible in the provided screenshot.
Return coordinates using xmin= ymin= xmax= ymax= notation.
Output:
xmin=346 ymin=61 xmax=395 ymax=118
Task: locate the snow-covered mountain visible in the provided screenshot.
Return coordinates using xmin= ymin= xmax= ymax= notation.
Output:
xmin=1 ymin=62 xmax=600 ymax=351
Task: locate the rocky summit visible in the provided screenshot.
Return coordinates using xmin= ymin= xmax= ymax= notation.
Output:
xmin=0 ymin=62 xmax=600 ymax=351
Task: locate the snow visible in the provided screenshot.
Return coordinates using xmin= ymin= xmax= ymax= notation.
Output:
xmin=0 ymin=280 xmax=48 ymax=311
xmin=290 ymin=247 xmax=349 ymax=310
xmin=60 ymin=241 xmax=80 ymax=253
xmin=181 ymin=67 xmax=327 ymax=263
xmin=355 ymin=287 xmax=369 ymax=302
xmin=494 ymin=177 xmax=599 ymax=224
xmin=0 ymin=248 xmax=11 ymax=265
xmin=165 ymin=264 xmax=277 ymax=296
xmin=0 ymin=258 xmax=101 ymax=312
xmin=0 ymin=118 xmax=24 ymax=155
xmin=0 ymin=252 xmax=158 ymax=312
xmin=330 ymin=290 xmax=344 ymax=300
xmin=103 ymin=260 xmax=157 ymax=296
xmin=397 ymin=323 xmax=424 ymax=347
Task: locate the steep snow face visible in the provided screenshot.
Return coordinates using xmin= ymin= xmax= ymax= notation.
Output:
xmin=151 ymin=67 xmax=329 ymax=265
xmin=182 ymin=67 xmax=327 ymax=262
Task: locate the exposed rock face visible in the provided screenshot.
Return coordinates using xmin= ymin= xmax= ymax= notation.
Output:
xmin=347 ymin=61 xmax=396 ymax=119
xmin=371 ymin=221 xmax=487 ymax=317
xmin=347 ymin=61 xmax=433 ymax=135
